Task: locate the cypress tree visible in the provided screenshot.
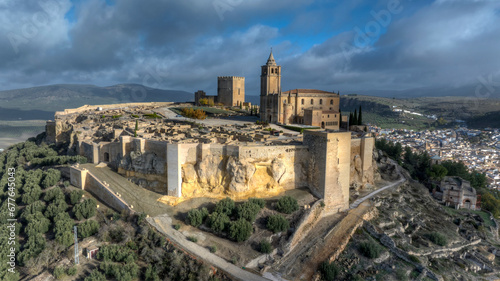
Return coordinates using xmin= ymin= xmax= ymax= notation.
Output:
xmin=353 ymin=109 xmax=358 ymax=126
xmin=134 ymin=120 xmax=138 ymax=137
xmin=358 ymin=106 xmax=362 ymax=125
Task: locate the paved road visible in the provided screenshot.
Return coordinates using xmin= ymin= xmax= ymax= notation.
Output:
xmin=148 ymin=214 xmax=272 ymax=281
xmin=349 ymin=159 xmax=406 ymax=209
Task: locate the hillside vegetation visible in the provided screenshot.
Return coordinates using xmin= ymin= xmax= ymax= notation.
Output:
xmin=340 ymin=95 xmax=500 ymax=129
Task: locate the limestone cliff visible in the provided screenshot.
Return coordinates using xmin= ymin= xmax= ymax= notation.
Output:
xmin=178 ymin=154 xmax=307 ymax=201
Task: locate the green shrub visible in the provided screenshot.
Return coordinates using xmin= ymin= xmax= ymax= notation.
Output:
xmin=276 ymin=196 xmax=299 ymax=214
xmin=31 ymin=155 xmax=87 ymax=166
xmin=409 ymin=255 xmax=420 ymax=263
xmin=214 ymin=197 xmax=235 ymax=216
xmin=318 ymin=261 xmax=339 ymax=281
xmin=44 ymin=186 xmax=65 ymax=202
xmin=78 ymin=219 xmax=100 ymax=238
xmin=208 ymin=212 xmax=230 ymax=233
xmin=24 ymin=211 xmax=50 ymax=236
xmin=396 ymin=268 xmax=409 ymax=281
xmin=137 ymin=212 xmax=147 ymax=224
xmin=56 ymin=231 xmax=74 ymax=247
xmin=229 ymin=218 xmax=253 ymax=242
xmin=67 ymin=265 xmax=77 ymax=276
xmin=209 ymin=245 xmax=217 ymax=253
xmin=236 ymin=201 xmax=262 ymax=222
xmin=73 ymin=198 xmax=97 ymax=220
xmin=21 ymin=201 xmax=46 ymax=219
xmin=44 ymin=198 xmax=68 ymax=219
xmin=186 ymin=209 xmax=203 ymax=227
xmin=144 ymin=264 xmax=160 ymax=281
xmin=428 ymin=232 xmax=447 ymax=246
xmin=266 ymin=214 xmax=289 ymax=233
xmin=21 ymin=184 xmax=42 ymax=205
xmin=84 ymin=269 xmax=106 ymax=281
xmin=41 ymin=169 xmax=61 ymax=188
xmin=359 ymin=240 xmax=383 ymax=259
xmin=259 ymin=240 xmax=272 ymax=254
xmin=53 ymin=266 xmax=66 ymax=279
xmin=126 ymin=241 xmax=138 ymax=250
xmin=173 ymin=224 xmax=181 ymax=230
xmin=187 ymin=236 xmax=198 ymax=242
xmin=69 ymin=189 xmax=84 ymax=205
xmin=249 ymin=198 xmax=266 ymax=208
xmin=97 ymin=245 xmax=137 ymax=262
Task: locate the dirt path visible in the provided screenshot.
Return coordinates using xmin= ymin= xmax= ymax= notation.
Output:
xmin=148 ymin=214 xmax=272 ymax=281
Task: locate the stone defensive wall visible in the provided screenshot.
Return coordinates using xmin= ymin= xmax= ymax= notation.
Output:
xmin=67 ymin=129 xmax=376 ymax=211
xmin=54 ymin=102 xmax=174 ymax=116
xmin=69 ymin=165 xmax=134 ymax=214
xmin=74 ymin=135 xmax=312 ymax=199
xmin=350 ymin=137 xmax=375 ymax=188
xmin=284 ymin=199 xmax=325 ymax=253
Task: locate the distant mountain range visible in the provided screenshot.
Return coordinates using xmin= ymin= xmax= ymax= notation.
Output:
xmin=0 ymin=84 xmax=194 ymax=112
xmin=1 ymin=83 xmax=499 ymax=129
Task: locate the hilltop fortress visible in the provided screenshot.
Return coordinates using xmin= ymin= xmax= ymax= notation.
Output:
xmin=45 ymin=53 xmax=376 ymax=214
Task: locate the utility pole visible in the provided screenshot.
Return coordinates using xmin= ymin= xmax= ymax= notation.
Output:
xmin=74 ymin=225 xmax=79 ymax=265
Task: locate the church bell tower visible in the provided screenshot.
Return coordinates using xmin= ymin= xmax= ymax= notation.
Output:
xmin=260 ymin=50 xmax=281 ymax=121
xmin=260 ymin=49 xmax=281 ymax=96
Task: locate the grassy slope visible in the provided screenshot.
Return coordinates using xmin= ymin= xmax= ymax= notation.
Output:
xmin=340 ymin=95 xmax=500 ymax=129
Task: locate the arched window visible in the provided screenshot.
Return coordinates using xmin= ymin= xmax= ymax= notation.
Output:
xmin=320 ymin=99 xmax=323 ymax=105
xmin=310 ymin=99 xmax=314 ymax=105
xmin=271 ymin=68 xmax=274 ymax=74
xmin=330 ymin=99 xmax=333 ymax=105
xmin=301 ymin=99 xmax=304 ymax=105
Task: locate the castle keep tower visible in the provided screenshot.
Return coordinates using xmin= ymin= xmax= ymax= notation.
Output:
xmin=217 ymin=76 xmax=245 ymax=106
xmin=260 ymin=50 xmax=281 ymax=122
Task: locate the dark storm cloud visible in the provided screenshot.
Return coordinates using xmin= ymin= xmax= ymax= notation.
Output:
xmin=0 ymin=0 xmax=499 ymax=97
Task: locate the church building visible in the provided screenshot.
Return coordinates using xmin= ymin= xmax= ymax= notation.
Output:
xmin=260 ymin=51 xmax=341 ymax=130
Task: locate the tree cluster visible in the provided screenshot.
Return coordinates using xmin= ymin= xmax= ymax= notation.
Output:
xmin=276 ymin=196 xmax=299 ymax=214
xmin=349 ymin=106 xmax=363 ymax=126
xmin=180 ymin=108 xmax=207 ymax=120
xmin=73 ymin=198 xmax=97 ymax=220
xmin=266 ymin=214 xmax=289 ymax=233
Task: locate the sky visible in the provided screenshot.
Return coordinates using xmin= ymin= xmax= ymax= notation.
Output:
xmin=1 ymin=0 xmax=499 ymax=98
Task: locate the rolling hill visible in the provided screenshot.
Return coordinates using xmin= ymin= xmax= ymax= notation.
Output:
xmin=0 ymin=83 xmax=193 ymax=113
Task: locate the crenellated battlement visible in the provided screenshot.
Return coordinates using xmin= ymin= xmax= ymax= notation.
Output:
xmin=217 ymin=76 xmax=245 ymax=80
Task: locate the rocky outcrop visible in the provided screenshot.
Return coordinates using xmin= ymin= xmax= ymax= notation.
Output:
xmin=226 ymin=158 xmax=256 ymax=192
xmin=177 ymin=154 xmax=302 ymax=200
xmin=271 ymin=157 xmax=286 ymax=184
xmin=196 ymin=155 xmax=225 ymax=188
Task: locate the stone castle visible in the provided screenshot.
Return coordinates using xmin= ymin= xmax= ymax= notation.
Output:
xmin=195 ymin=76 xmax=245 ymax=107
xmin=45 ymin=52 xmax=376 ymax=214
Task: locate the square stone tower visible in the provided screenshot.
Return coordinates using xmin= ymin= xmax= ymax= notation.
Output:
xmin=217 ymin=76 xmax=245 ymax=106
xmin=260 ymin=50 xmax=281 ymax=122
xmin=304 ymin=130 xmax=351 ymax=213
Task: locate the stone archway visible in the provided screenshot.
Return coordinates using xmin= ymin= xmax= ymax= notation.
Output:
xmin=464 ymin=199 xmax=471 ymax=209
